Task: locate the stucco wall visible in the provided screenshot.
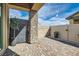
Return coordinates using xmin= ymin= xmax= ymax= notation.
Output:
xmin=51 ymin=25 xmax=68 ymax=41
xmin=51 ymin=24 xmax=79 ymax=44
xmin=69 ymin=24 xmax=79 ymax=43
xmin=38 ymin=26 xmax=49 ymax=38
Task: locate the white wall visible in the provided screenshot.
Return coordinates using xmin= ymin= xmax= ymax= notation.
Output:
xmin=51 ymin=24 xmax=79 ymax=44
xmin=38 ymin=26 xmax=49 ymax=38
xmin=51 ymin=25 xmax=68 ymax=41
xmin=69 ymin=24 xmax=79 ymax=43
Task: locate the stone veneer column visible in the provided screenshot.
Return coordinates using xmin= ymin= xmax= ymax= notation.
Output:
xmin=29 ymin=10 xmax=38 ymax=43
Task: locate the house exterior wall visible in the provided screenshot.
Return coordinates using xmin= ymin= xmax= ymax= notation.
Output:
xmin=68 ymin=24 xmax=79 ymax=43
xmin=70 ymin=19 xmax=74 ymax=24
xmin=38 ymin=26 xmax=49 ymax=38
xmin=51 ymin=25 xmax=68 ymax=41
xmin=50 ymin=24 xmax=79 ymax=45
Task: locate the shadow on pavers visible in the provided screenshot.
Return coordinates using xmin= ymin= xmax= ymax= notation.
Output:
xmin=50 ymin=38 xmax=79 ymax=48
xmin=1 ymin=48 xmax=19 ymax=56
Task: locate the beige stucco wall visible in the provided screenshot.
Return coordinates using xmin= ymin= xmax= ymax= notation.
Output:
xmin=68 ymin=24 xmax=79 ymax=43
xmin=38 ymin=26 xmax=49 ymax=38
xmin=70 ymin=19 xmax=74 ymax=24
xmin=51 ymin=24 xmax=79 ymax=44
xmin=51 ymin=25 xmax=68 ymax=41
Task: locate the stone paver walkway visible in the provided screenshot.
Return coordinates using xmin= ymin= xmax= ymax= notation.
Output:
xmin=8 ymin=37 xmax=79 ymax=56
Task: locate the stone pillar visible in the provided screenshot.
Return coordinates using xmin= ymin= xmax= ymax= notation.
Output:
xmin=26 ymin=4 xmax=43 ymax=44
xmin=26 ymin=10 xmax=38 ymax=44
xmin=29 ymin=10 xmax=38 ymax=43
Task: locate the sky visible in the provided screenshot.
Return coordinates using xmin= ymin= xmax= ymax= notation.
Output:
xmin=9 ymin=8 xmax=29 ymax=20
xmin=9 ymin=3 xmax=79 ymax=26
xmin=38 ymin=3 xmax=79 ymax=26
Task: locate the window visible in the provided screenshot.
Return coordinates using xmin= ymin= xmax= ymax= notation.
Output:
xmin=74 ymin=19 xmax=79 ymax=24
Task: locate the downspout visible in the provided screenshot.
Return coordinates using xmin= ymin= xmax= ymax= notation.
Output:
xmin=67 ymin=24 xmax=69 ymax=41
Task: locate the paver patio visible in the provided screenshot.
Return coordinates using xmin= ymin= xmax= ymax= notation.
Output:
xmin=8 ymin=37 xmax=79 ymax=56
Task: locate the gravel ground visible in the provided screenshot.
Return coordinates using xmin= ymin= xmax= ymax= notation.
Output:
xmin=8 ymin=37 xmax=79 ymax=56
